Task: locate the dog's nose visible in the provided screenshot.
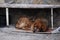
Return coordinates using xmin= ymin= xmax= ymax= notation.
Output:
xmin=33 ymin=26 xmax=37 ymax=33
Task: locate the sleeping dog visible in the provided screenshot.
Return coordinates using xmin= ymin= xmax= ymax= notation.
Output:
xmin=16 ymin=16 xmax=32 ymax=30
xmin=31 ymin=18 xmax=48 ymax=32
xmin=16 ymin=16 xmax=48 ymax=32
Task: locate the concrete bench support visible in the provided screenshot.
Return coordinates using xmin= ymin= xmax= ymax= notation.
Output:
xmin=6 ymin=8 xmax=9 ymax=26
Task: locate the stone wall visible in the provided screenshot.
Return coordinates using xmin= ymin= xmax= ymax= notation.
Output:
xmin=0 ymin=0 xmax=60 ymax=4
xmin=4 ymin=0 xmax=60 ymax=4
xmin=0 ymin=0 xmax=4 ymax=3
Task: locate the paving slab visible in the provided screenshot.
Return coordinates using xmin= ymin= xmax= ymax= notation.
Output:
xmin=0 ymin=27 xmax=60 ymax=40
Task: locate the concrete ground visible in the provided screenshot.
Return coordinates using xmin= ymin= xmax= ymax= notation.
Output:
xmin=0 ymin=25 xmax=60 ymax=40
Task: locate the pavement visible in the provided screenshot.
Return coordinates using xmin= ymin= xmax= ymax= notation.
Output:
xmin=0 ymin=25 xmax=60 ymax=40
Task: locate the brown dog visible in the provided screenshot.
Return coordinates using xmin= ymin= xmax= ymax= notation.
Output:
xmin=16 ymin=16 xmax=48 ymax=32
xmin=16 ymin=16 xmax=32 ymax=30
xmin=31 ymin=18 xmax=48 ymax=32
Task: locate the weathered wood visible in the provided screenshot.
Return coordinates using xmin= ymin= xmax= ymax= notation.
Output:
xmin=0 ymin=4 xmax=60 ymax=8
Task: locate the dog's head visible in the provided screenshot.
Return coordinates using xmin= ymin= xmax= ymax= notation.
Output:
xmin=32 ymin=18 xmax=48 ymax=32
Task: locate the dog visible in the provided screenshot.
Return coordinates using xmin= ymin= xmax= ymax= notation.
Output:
xmin=16 ymin=16 xmax=32 ymax=30
xmin=16 ymin=16 xmax=49 ymax=32
xmin=31 ymin=18 xmax=48 ymax=32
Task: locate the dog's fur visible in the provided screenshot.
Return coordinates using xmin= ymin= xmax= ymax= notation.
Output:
xmin=16 ymin=16 xmax=48 ymax=32
xmin=31 ymin=18 xmax=48 ymax=32
xmin=16 ymin=16 xmax=32 ymax=30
